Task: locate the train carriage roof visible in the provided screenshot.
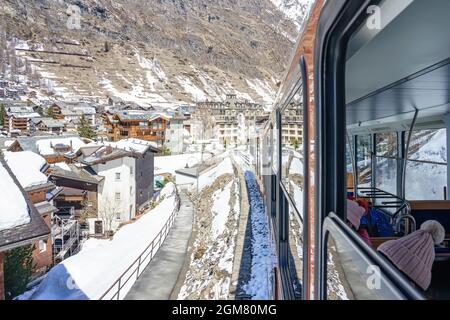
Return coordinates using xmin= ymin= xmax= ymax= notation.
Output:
xmin=346 ymin=0 xmax=450 ymax=134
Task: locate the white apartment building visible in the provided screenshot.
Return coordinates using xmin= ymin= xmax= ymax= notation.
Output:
xmin=191 ymin=94 xmax=269 ymax=145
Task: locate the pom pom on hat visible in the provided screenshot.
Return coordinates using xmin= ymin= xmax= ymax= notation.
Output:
xmin=420 ymin=220 xmax=445 ymax=245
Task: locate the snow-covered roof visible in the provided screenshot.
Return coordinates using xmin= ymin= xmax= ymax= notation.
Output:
xmin=4 ymin=151 xmax=49 ymax=189
xmin=61 ymin=107 xmax=96 ymax=116
xmin=52 ymin=162 xmax=71 ymax=172
xmin=72 ymin=106 xmax=96 ymax=115
xmin=37 ymin=118 xmax=66 ymax=128
xmin=107 ymin=138 xmax=158 ymax=154
xmin=12 ymin=112 xmax=41 ymax=119
xmin=0 ymin=160 xmax=30 ymax=231
xmin=7 ymin=106 xmax=35 ymax=113
xmin=35 ymin=136 xmax=86 ymax=156
xmin=115 ymin=110 xmax=152 ymax=121
xmin=81 ymin=146 xmax=130 ymax=165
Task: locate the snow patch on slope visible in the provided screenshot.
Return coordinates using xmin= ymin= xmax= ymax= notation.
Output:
xmin=198 ymin=157 xmax=234 ymax=191
xmin=246 ymin=79 xmax=276 ymax=103
xmin=271 ymin=0 xmax=314 ymax=30
xmin=176 ymin=76 xmax=207 ymax=101
xmin=211 ymin=181 xmax=233 ymax=239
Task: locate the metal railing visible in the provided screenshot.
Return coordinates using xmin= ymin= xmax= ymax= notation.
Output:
xmin=99 ymin=188 xmax=181 ymax=300
xmin=353 ymin=187 xmax=415 ymax=235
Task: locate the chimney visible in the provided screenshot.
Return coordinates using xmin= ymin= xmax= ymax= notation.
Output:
xmin=70 ymin=140 xmax=73 ymax=150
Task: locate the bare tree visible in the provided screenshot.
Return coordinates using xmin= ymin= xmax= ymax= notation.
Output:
xmin=99 ymin=197 xmax=122 ymax=237
xmin=194 ymin=110 xmax=215 ymax=141
xmin=79 ymin=198 xmax=98 ymax=226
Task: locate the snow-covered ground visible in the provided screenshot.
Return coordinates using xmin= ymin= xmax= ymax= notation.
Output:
xmin=327 ymin=245 xmax=350 ymax=300
xmin=241 ymin=171 xmax=276 ymax=300
xmin=178 ymin=163 xmax=240 ymax=300
xmin=154 ymin=153 xmax=214 ymax=175
xmin=18 ymin=183 xmax=179 ymax=300
xmin=197 ymin=157 xmax=234 ymax=191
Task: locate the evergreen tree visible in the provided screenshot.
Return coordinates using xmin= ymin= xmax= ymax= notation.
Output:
xmin=291 ymin=138 xmax=300 ymax=150
xmin=0 ymin=103 xmax=5 ymax=126
xmin=77 ymin=114 xmax=97 ymax=139
xmin=4 ymin=245 xmax=35 ymax=300
xmin=46 ymin=106 xmax=55 ymax=118
xmin=160 ymin=145 xmax=171 ymax=156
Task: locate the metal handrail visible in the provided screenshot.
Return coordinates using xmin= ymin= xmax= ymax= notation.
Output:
xmin=322 ymin=212 xmax=424 ymax=300
xmin=98 ymin=188 xmax=181 ymax=300
xmin=351 ymin=186 xmax=412 ymax=231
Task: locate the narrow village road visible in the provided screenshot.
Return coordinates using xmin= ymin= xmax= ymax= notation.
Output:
xmin=125 ymin=190 xmax=194 ymax=300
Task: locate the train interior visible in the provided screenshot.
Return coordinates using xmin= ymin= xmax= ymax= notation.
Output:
xmin=344 ymin=0 xmax=450 ymax=299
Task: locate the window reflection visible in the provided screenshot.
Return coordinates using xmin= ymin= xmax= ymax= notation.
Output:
xmin=375 ymin=133 xmax=398 ymax=195
xmin=375 ymin=157 xmax=397 ymax=195
xmin=326 ymin=230 xmax=403 ymax=300
xmin=376 ymin=133 xmax=397 ymax=157
xmin=357 ymin=135 xmax=372 ymax=187
xmin=327 ymin=235 xmax=352 ymax=300
xmin=281 ymin=102 xmax=304 ymax=216
xmin=272 ymin=122 xmax=278 ymax=173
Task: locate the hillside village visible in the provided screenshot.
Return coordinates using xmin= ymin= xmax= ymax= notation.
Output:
xmin=0 ymin=35 xmax=291 ymax=301
xmin=0 ymin=0 xmax=312 ymax=301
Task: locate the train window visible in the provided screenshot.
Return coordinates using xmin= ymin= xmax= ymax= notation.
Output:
xmin=281 ymin=101 xmax=304 ymax=217
xmin=405 ymin=129 xmax=447 ymax=200
xmin=356 ymin=135 xmax=372 ymax=187
xmin=277 ymin=62 xmax=305 ymax=299
xmin=375 ymin=133 xmax=398 ymax=195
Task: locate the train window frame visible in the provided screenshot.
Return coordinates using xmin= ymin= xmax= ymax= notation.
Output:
xmin=280 ymin=66 xmax=305 ymax=221
xmin=315 ymin=0 xmax=424 ymax=300
xmin=322 ymin=213 xmax=424 ymax=300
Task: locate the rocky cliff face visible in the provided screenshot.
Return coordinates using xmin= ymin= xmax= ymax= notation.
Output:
xmin=0 ymin=0 xmax=311 ymax=106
